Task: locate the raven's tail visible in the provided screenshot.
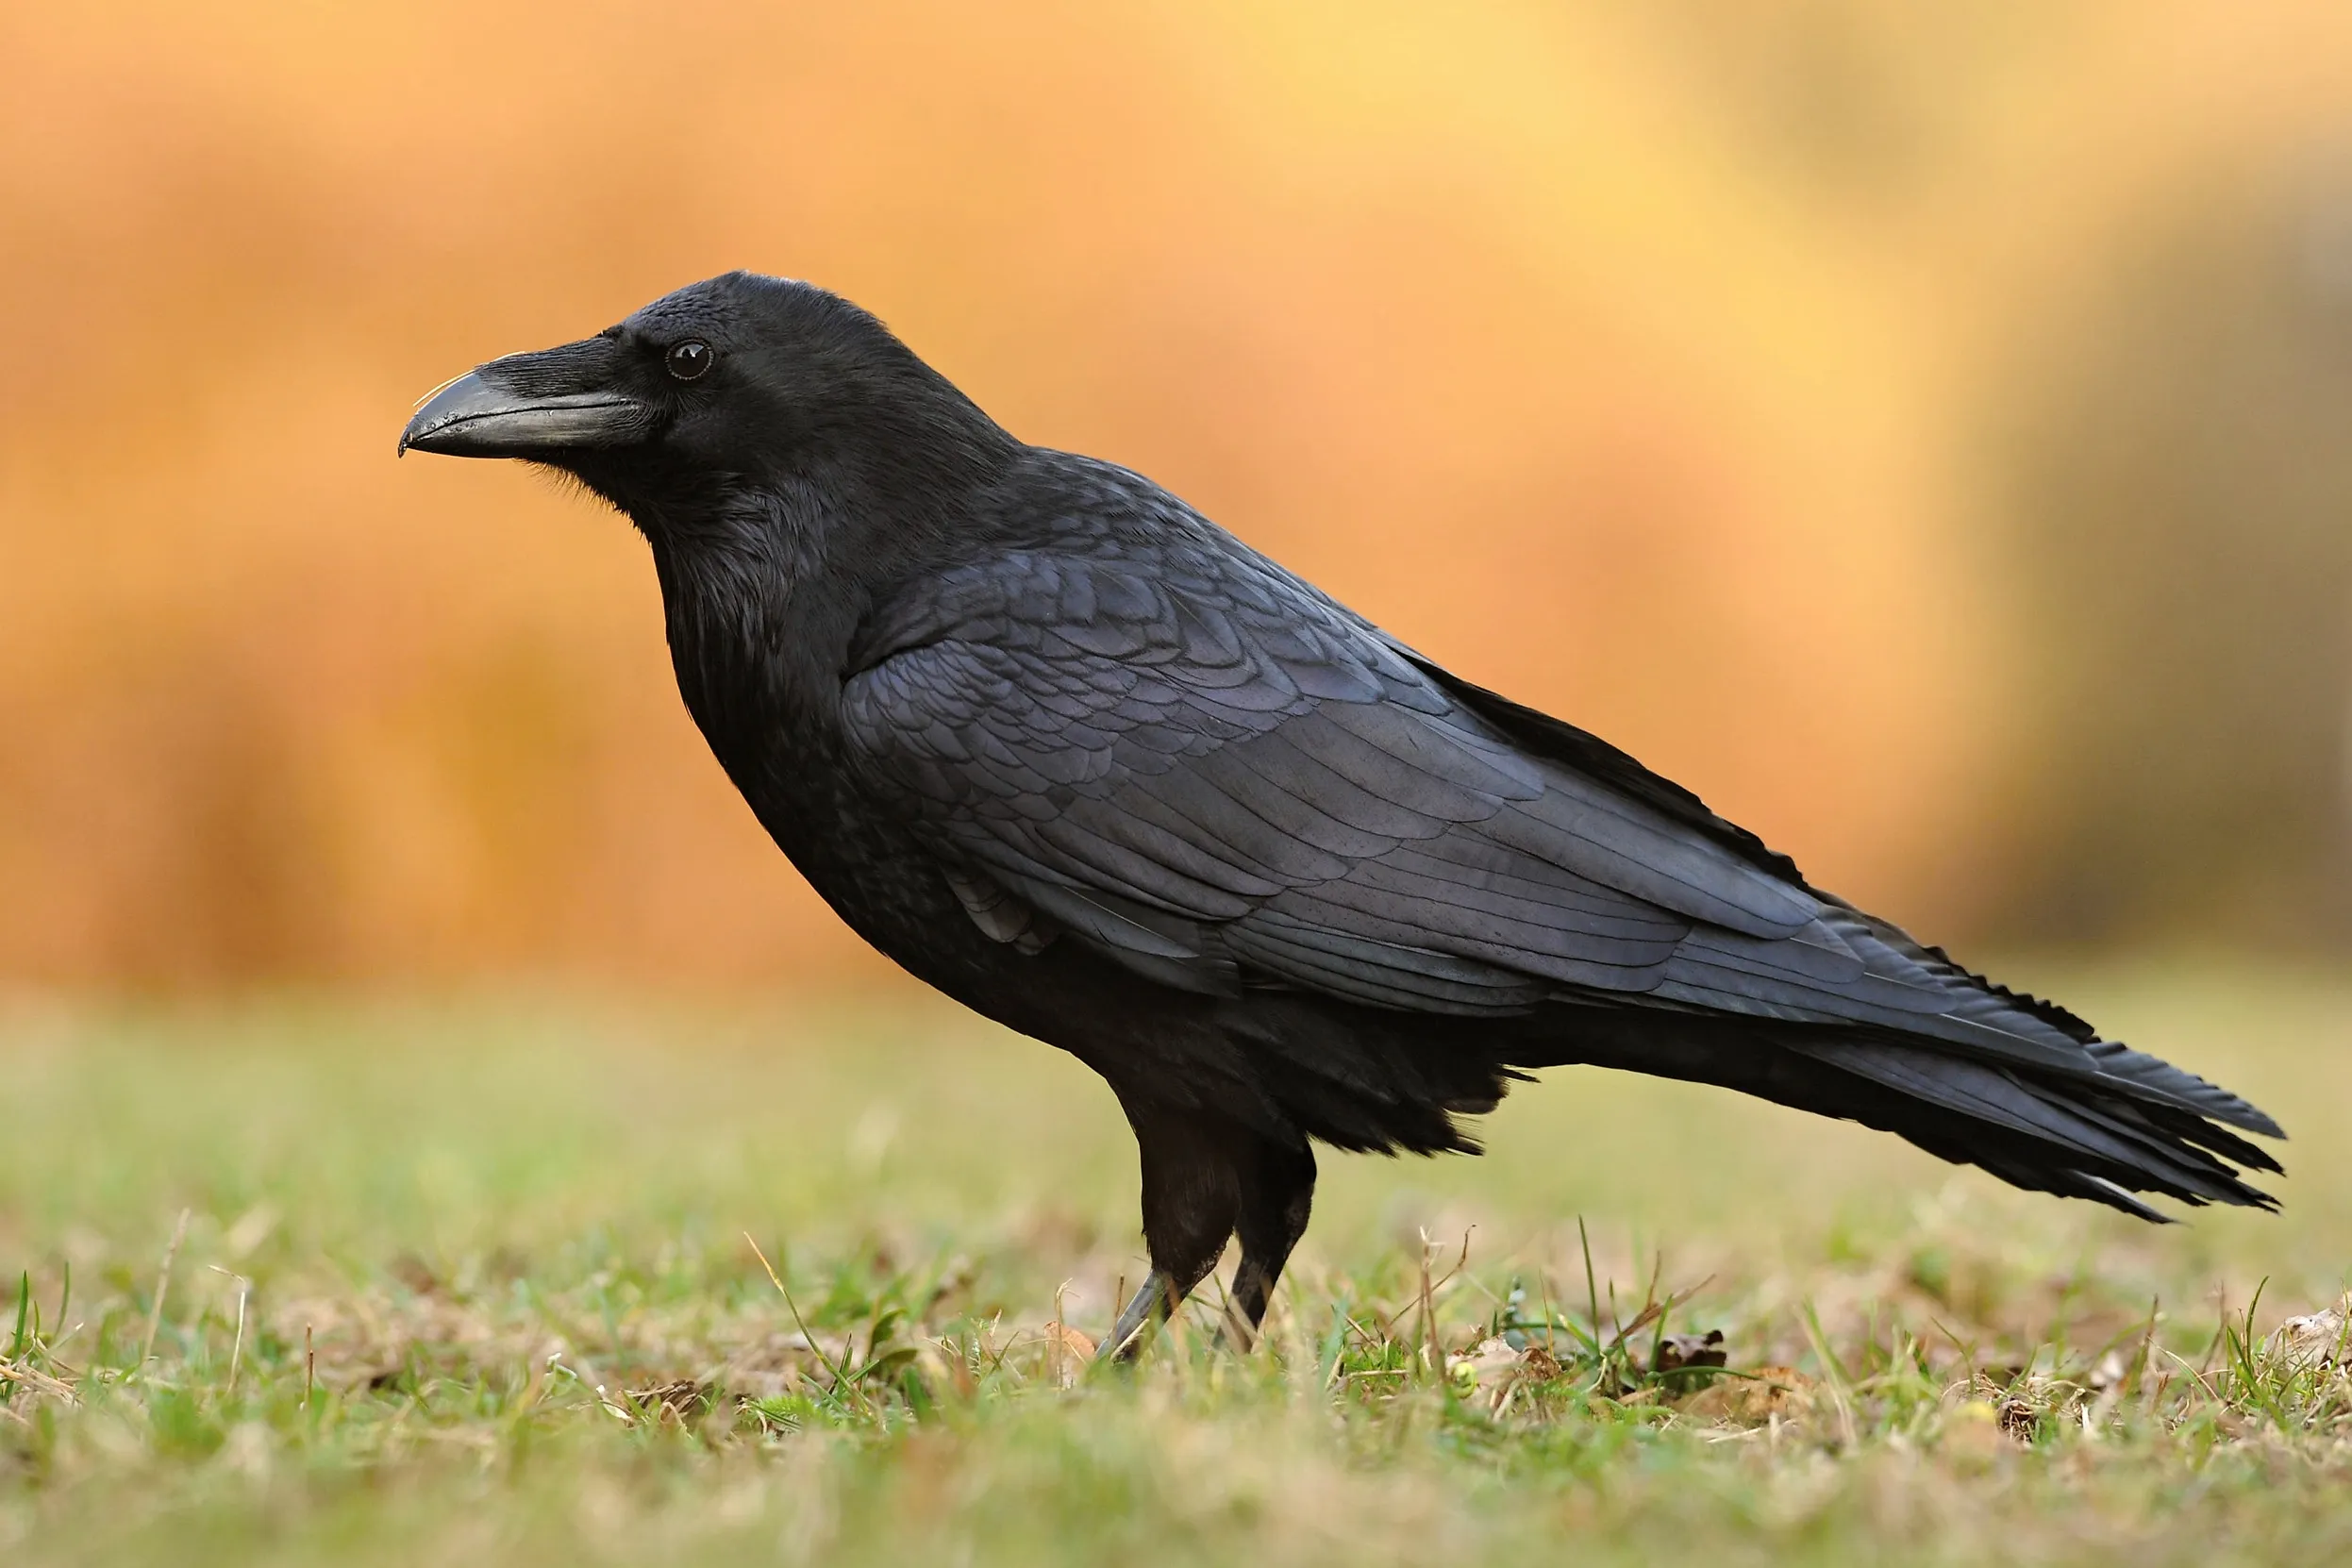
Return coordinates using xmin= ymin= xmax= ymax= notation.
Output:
xmin=1529 ymin=1008 xmax=2281 ymax=1221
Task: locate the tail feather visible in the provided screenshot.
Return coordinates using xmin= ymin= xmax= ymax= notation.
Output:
xmin=1815 ymin=902 xmax=2286 ymax=1141
xmin=1533 ymin=1004 xmax=2279 ymax=1222
xmin=1791 ymin=1037 xmax=2276 ymax=1211
xmin=2077 ymin=1037 xmax=2285 ymax=1139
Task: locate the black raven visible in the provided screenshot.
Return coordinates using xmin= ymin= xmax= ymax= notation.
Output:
xmin=401 ymin=272 xmax=2280 ymax=1355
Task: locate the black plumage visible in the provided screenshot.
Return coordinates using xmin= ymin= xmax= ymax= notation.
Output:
xmin=400 ymin=272 xmax=2281 ymax=1354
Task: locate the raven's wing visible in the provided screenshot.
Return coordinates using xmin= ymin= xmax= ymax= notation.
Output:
xmin=839 ymin=518 xmax=2277 ymax=1144
xmin=844 ymin=531 xmax=1787 ymax=1000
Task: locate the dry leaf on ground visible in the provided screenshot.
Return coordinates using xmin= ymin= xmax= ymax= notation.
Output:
xmin=1678 ymin=1365 xmax=1817 ymax=1426
xmin=1445 ymin=1337 xmax=1565 ymax=1412
xmin=623 ymin=1379 xmax=711 ymax=1426
xmin=1042 ymin=1322 xmax=1094 ymax=1387
xmin=2266 ymin=1297 xmax=2352 ymax=1371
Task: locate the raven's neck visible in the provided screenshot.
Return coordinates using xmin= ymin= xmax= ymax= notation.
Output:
xmin=639 ymin=464 xmax=988 ymax=885
xmin=637 ymin=426 xmax=1005 ymax=727
xmin=649 ymin=498 xmax=864 ymax=760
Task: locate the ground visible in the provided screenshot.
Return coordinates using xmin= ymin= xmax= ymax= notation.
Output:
xmin=3 ymin=961 xmax=2350 ymax=1566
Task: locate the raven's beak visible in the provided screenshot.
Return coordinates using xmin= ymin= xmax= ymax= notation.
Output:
xmin=398 ymin=340 xmax=654 ymax=458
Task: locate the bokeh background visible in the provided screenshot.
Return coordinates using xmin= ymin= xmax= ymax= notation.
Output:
xmin=7 ymin=0 xmax=2352 ymax=990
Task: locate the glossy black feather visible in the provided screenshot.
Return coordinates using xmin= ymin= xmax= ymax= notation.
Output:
xmin=409 ymin=273 xmax=2282 ymax=1337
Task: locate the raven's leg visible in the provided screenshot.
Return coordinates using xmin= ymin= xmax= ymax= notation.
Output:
xmin=1102 ymin=1272 xmax=1167 ymax=1359
xmin=1224 ymin=1136 xmax=1316 ymax=1349
xmin=1099 ymin=1104 xmax=1242 ymax=1360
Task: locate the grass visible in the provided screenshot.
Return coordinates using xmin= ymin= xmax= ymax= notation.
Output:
xmin=5 ymin=960 xmax=2352 ymax=1565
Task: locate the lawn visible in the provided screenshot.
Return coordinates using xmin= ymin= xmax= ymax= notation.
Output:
xmin=4 ymin=961 xmax=2350 ymax=1565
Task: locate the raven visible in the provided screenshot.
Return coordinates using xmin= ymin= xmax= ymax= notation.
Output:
xmin=401 ymin=272 xmax=2280 ymax=1355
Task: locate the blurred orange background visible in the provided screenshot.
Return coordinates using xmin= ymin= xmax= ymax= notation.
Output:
xmin=7 ymin=2 xmax=2352 ymax=988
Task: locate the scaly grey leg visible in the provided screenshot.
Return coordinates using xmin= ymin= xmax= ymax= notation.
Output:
xmin=1100 ymin=1271 xmax=1175 ymax=1361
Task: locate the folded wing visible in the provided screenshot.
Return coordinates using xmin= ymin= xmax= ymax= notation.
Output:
xmin=840 ymin=502 xmax=2278 ymax=1155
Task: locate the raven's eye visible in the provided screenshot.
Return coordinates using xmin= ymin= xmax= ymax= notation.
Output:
xmin=666 ymin=341 xmax=714 ymax=381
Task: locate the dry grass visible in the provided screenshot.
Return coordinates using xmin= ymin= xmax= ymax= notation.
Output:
xmin=4 ymin=961 xmax=2352 ymax=1565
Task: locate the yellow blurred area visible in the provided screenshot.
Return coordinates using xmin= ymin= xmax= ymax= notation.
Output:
xmin=6 ymin=2 xmax=2351 ymax=984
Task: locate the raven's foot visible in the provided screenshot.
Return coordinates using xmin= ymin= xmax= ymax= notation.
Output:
xmin=1099 ymin=1272 xmax=1173 ymax=1361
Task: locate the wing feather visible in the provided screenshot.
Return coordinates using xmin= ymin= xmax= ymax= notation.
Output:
xmin=835 ymin=496 xmax=2259 ymax=1145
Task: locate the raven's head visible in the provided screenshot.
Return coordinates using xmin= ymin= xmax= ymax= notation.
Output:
xmin=400 ymin=272 xmax=1017 ymax=544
